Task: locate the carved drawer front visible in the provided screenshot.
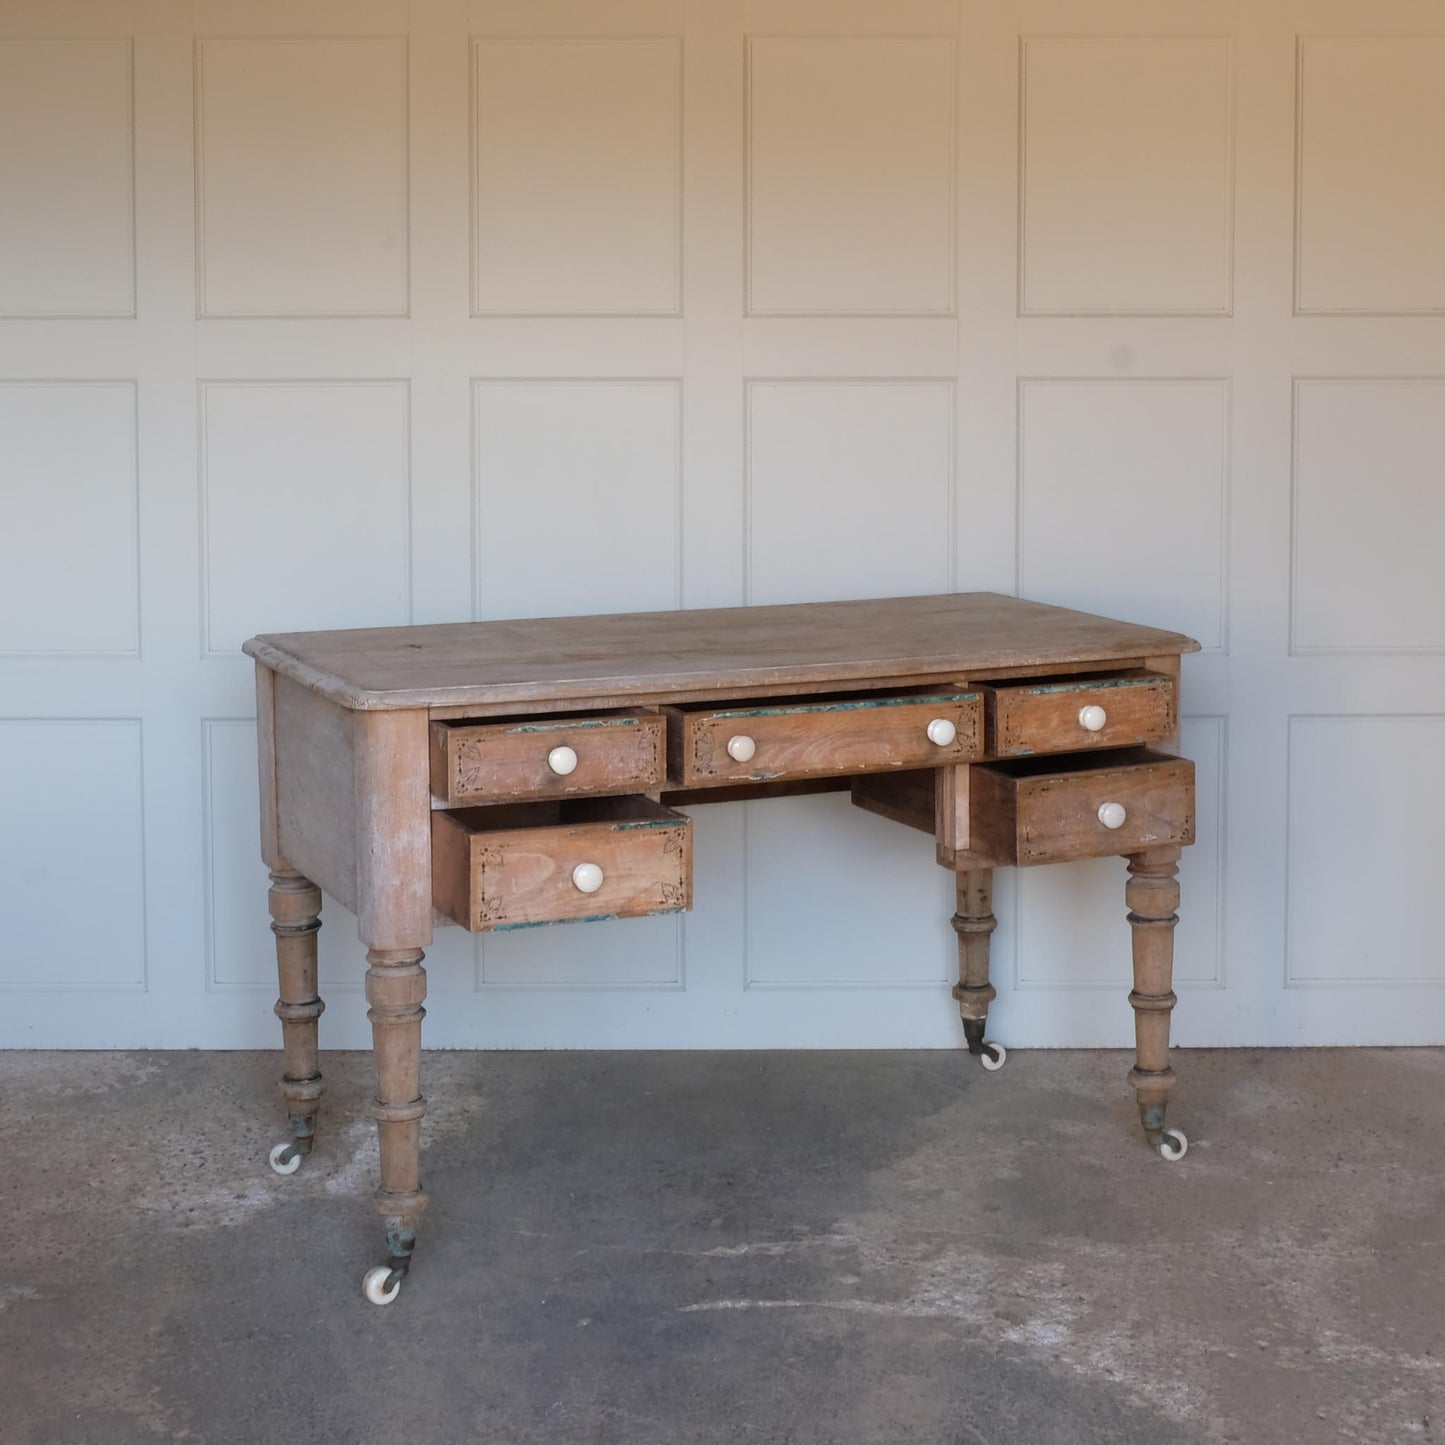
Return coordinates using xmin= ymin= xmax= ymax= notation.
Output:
xmin=665 ymin=688 xmax=984 ymax=787
xmin=431 ymin=796 xmax=692 ymax=932
xmin=430 ymin=712 xmax=665 ymax=805
xmin=977 ymin=670 xmax=1176 ymax=758
xmin=968 ymin=748 xmax=1194 ymax=867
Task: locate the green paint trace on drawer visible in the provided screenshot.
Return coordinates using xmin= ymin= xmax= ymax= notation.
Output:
xmin=709 ymin=691 xmax=978 ymax=721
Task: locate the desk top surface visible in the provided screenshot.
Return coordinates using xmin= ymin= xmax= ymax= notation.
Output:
xmin=244 ymin=593 xmax=1199 ymax=711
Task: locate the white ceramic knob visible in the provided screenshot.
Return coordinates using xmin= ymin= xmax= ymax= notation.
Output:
xmin=726 ymin=734 xmax=757 ymax=763
xmin=926 ymin=717 xmax=957 ymax=747
xmin=547 ymin=744 xmax=579 ymax=776
xmin=1097 ymin=801 xmax=1127 ymax=830
xmin=1078 ymin=704 xmax=1108 ymax=733
xmin=572 ymin=862 xmax=604 ymax=894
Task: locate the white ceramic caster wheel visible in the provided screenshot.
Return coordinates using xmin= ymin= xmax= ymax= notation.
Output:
xmin=268 ymin=1142 xmax=301 ymax=1176
xmin=1158 ymin=1127 xmax=1188 ymax=1161
xmin=979 ymin=1042 xmax=1007 ymax=1072
xmin=363 ymin=1265 xmax=402 ymax=1306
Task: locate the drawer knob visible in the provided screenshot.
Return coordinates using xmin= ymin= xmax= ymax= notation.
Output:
xmin=572 ymin=862 xmax=605 ymax=894
xmin=1097 ymin=801 xmax=1127 ymax=830
xmin=1078 ymin=705 xmax=1108 ymax=732
xmin=926 ymin=717 xmax=957 ymax=747
xmin=547 ymin=745 xmax=579 ymax=776
xmin=726 ymin=734 xmax=757 ymax=763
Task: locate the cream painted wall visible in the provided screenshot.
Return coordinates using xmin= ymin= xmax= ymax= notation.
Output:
xmin=1 ymin=0 xmax=1442 ymax=1049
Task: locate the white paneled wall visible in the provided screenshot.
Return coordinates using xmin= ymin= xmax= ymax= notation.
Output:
xmin=1 ymin=0 xmax=1442 ymax=1049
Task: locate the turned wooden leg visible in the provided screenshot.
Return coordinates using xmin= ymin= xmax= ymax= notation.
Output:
xmin=1126 ymin=846 xmax=1186 ymax=1158
xmin=268 ymin=869 xmax=324 ymax=1171
xmin=365 ymin=947 xmax=428 ymax=1288
xmin=952 ymin=868 xmax=1004 ymax=1068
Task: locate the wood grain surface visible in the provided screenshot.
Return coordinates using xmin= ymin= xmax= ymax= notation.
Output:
xmin=979 ymin=668 xmax=1176 ymax=757
xmin=431 ymin=796 xmax=692 ymax=931
xmin=243 ymin=593 xmax=1199 ymax=712
xmin=430 ymin=713 xmax=665 ymax=805
xmin=665 ymin=689 xmax=983 ymax=786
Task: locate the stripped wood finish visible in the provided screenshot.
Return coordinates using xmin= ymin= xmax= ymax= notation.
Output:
xmin=665 ymin=689 xmax=982 ymax=786
xmin=951 ymin=868 xmax=998 ymax=1058
xmin=246 ymin=592 xmax=1200 ymax=1302
xmin=978 ymin=668 xmax=1176 ymax=757
xmin=430 ymin=712 xmax=665 ymax=805
xmin=1126 ymin=847 xmax=1184 ymax=1152
xmin=964 ymin=749 xmax=1195 ymax=867
xmin=268 ymin=869 xmax=324 ymax=1154
xmin=243 ymin=592 xmax=1198 ymax=712
xmin=365 ymin=946 xmax=428 ymax=1275
xmin=431 ymin=796 xmax=692 ymax=932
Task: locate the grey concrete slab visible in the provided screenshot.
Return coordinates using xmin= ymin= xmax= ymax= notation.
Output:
xmin=0 ymin=1048 xmax=1440 ymax=1445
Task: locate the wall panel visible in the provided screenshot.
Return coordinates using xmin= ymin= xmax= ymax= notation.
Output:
xmin=0 ymin=0 xmax=1440 ymax=1047
xmin=0 ymin=383 xmax=139 ymax=656
xmin=0 ymin=39 xmax=134 ymax=317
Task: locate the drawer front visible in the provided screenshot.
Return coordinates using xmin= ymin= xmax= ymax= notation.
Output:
xmin=430 ymin=713 xmax=665 ymax=805
xmin=668 ymin=691 xmax=983 ymax=786
xmin=980 ymin=671 xmax=1175 ymax=758
xmin=431 ymin=796 xmax=691 ymax=932
xmin=970 ymin=750 xmax=1194 ymax=866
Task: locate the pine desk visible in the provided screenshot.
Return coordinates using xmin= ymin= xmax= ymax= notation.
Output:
xmin=244 ymin=593 xmax=1199 ymax=1305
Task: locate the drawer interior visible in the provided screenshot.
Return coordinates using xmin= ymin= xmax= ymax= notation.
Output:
xmin=977 ymin=744 xmax=1175 ymax=780
xmin=440 ymin=793 xmax=683 ymax=836
xmin=667 ymin=683 xmax=976 ymax=717
xmin=970 ymin=667 xmax=1166 ymax=695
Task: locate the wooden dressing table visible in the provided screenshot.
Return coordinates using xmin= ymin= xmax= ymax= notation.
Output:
xmin=244 ymin=593 xmax=1199 ymax=1305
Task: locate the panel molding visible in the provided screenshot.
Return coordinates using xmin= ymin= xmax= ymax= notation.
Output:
xmin=1015 ymin=376 xmax=1232 ymax=657
xmin=1289 ymin=375 xmax=1445 ymax=656
xmin=469 ymin=35 xmax=684 ymax=318
xmin=744 ymin=35 xmax=958 ymax=318
xmin=0 ymin=37 xmax=136 ymax=320
xmin=1018 ymin=35 xmax=1235 ymax=318
xmin=193 ymin=35 xmax=411 ymax=320
xmin=197 ymin=377 xmax=414 ymax=658
xmin=469 ymin=377 xmax=684 ymax=621
xmin=1013 ymin=715 xmax=1228 ymax=991
xmin=739 ymin=802 xmax=952 ymax=991
xmin=0 ymin=716 xmax=147 ymax=993
xmin=1293 ymin=36 xmax=1445 ymax=317
xmin=0 ymin=379 xmax=141 ymax=658
xmin=201 ymin=715 xmax=252 ymax=992
xmin=743 ymin=376 xmax=957 ymax=604
xmin=1284 ymin=713 xmax=1445 ymax=989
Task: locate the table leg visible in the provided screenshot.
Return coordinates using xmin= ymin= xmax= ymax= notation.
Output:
xmin=1126 ymin=846 xmax=1188 ymax=1160
xmin=952 ymin=867 xmax=1005 ymax=1070
xmin=266 ymin=869 xmax=324 ymax=1175
xmin=362 ymin=947 xmax=428 ymax=1305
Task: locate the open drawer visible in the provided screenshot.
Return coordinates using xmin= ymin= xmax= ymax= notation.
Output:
xmin=975 ymin=669 xmax=1176 ymax=758
xmin=968 ymin=747 xmax=1194 ymax=866
xmin=430 ymin=711 xmax=665 ymax=805
xmin=432 ymin=796 xmax=692 ymax=932
xmin=665 ymin=687 xmax=983 ymax=787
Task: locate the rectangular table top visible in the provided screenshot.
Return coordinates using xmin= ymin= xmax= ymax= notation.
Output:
xmin=243 ymin=592 xmax=1199 ymax=712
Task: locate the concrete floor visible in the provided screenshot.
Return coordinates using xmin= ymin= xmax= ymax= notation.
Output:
xmin=1 ymin=1049 xmax=1440 ymax=1445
